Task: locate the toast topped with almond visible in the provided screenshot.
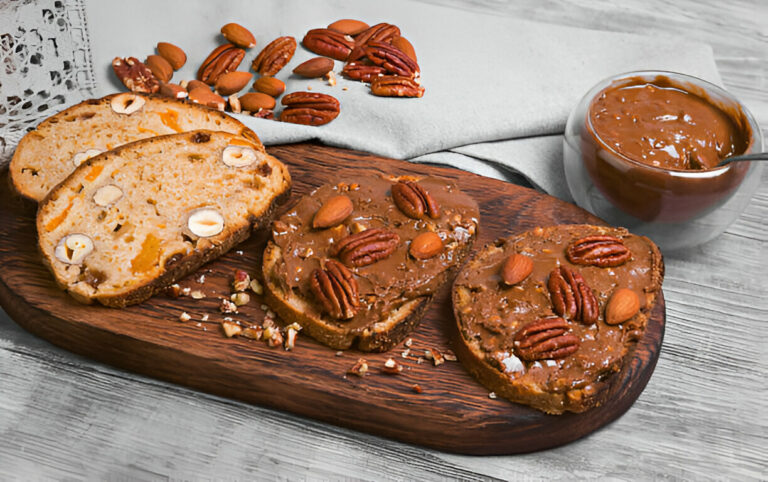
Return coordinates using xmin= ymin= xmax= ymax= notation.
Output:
xmin=452 ymin=225 xmax=664 ymax=414
xmin=37 ymin=130 xmax=290 ymax=307
xmin=262 ymin=175 xmax=479 ymax=351
xmin=11 ymin=93 xmax=261 ymax=202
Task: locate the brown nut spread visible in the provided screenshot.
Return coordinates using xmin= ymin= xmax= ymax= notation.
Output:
xmin=589 ymin=75 xmax=750 ymax=170
xmin=270 ymin=175 xmax=479 ymax=334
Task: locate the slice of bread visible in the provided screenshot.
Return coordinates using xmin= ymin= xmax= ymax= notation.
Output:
xmin=37 ymin=130 xmax=290 ymax=307
xmin=11 ymin=93 xmax=262 ymax=202
xmin=452 ymin=225 xmax=664 ymax=414
xmin=262 ymin=175 xmax=480 ymax=352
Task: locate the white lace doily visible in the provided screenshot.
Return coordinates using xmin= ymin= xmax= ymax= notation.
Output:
xmin=0 ymin=0 xmax=95 ymax=167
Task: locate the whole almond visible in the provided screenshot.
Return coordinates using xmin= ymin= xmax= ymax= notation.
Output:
xmin=253 ymin=76 xmax=285 ymax=97
xmin=239 ymin=92 xmax=276 ymax=111
xmin=605 ymin=288 xmax=640 ymax=325
xmin=327 ymin=19 xmax=369 ymax=36
xmin=391 ymin=36 xmax=417 ymax=62
xmin=145 ymin=55 xmax=173 ymax=83
xmin=186 ymin=79 xmax=209 ymax=92
xmin=215 ymin=70 xmax=253 ymax=95
xmin=410 ymin=232 xmax=443 ymax=260
xmin=157 ymin=42 xmax=186 ymax=70
xmin=159 ymin=82 xmax=188 ymax=99
xmin=313 ymin=195 xmax=353 ymax=229
xmin=221 ymin=22 xmax=257 ymax=48
xmin=188 ymin=86 xmax=226 ymax=111
xmin=501 ymin=253 xmax=533 ymax=286
xmin=293 ymin=57 xmax=334 ymax=78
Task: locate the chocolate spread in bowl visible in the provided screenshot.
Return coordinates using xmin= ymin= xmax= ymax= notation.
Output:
xmin=580 ymin=75 xmax=754 ymax=222
xmin=269 ymin=175 xmax=479 ymax=336
xmin=589 ymin=77 xmax=749 ymax=170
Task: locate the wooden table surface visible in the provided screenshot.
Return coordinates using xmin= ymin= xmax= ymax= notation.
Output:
xmin=1 ymin=0 xmax=766 ymax=479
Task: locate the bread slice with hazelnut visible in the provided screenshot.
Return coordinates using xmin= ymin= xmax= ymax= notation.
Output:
xmin=11 ymin=92 xmax=263 ymax=202
xmin=37 ymin=130 xmax=290 ymax=307
xmin=452 ymin=225 xmax=664 ymax=414
xmin=261 ymin=175 xmax=479 ymax=352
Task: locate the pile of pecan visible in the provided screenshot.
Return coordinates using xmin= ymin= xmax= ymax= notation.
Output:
xmin=111 ymin=18 xmax=423 ymax=127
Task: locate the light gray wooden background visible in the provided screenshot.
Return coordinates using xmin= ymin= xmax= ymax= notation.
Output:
xmin=1 ymin=0 xmax=766 ymax=480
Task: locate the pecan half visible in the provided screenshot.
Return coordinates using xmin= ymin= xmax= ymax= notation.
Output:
xmin=310 ymin=259 xmax=359 ymax=320
xmin=548 ymin=266 xmax=599 ymax=324
xmin=392 ymin=180 xmax=439 ymax=219
xmin=349 ymin=23 xmax=401 ymax=60
xmin=112 ymin=57 xmax=159 ymax=93
xmin=331 ymin=228 xmax=400 ymax=267
xmin=252 ymin=36 xmax=296 ymax=76
xmin=371 ymin=76 xmax=425 ymax=98
xmin=302 ymin=28 xmax=354 ymax=61
xmin=280 ymin=92 xmax=340 ymax=126
xmin=197 ymin=44 xmax=245 ymax=85
xmin=364 ymin=42 xmax=420 ymax=78
xmin=514 ymin=318 xmax=580 ymax=361
xmin=566 ymin=235 xmax=631 ymax=267
xmin=341 ymin=61 xmax=387 ymax=82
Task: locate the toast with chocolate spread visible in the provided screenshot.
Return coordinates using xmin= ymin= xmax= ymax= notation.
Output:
xmin=262 ymin=175 xmax=479 ymax=352
xmin=452 ymin=225 xmax=664 ymax=414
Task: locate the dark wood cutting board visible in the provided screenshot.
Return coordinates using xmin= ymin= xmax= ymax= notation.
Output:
xmin=0 ymin=143 xmax=664 ymax=455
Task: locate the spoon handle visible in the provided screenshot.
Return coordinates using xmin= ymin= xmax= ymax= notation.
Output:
xmin=717 ymin=152 xmax=768 ymax=167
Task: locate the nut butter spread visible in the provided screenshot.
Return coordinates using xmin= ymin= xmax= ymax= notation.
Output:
xmin=589 ymin=76 xmax=750 ymax=170
xmin=270 ymin=175 xmax=479 ymax=335
xmin=453 ymin=225 xmax=664 ymax=413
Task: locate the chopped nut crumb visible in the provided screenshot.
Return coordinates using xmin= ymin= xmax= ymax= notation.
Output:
xmin=401 ymin=348 xmax=411 ymax=358
xmin=178 ymin=312 xmax=191 ymax=322
xmin=307 ymin=85 xmax=313 ymax=90
xmin=326 ymin=71 xmax=337 ymax=86
xmin=230 ymin=291 xmax=251 ymax=306
xmin=196 ymin=273 xmax=206 ymax=284
xmin=268 ymin=329 xmax=284 ymax=347
xmin=190 ymin=290 xmax=204 ymax=299
xmin=382 ymin=357 xmax=403 ymax=375
xmin=284 ymin=323 xmax=301 ymax=350
xmin=166 ymin=284 xmax=181 ymax=298
xmin=347 ymin=358 xmax=368 ymax=377
xmin=404 ymin=338 xmax=413 ymax=348
xmin=220 ymin=298 xmax=238 ymax=313
xmin=335 ymin=351 xmax=344 ymax=357
xmin=242 ymin=326 xmax=263 ymax=340
xmin=249 ymin=278 xmax=263 ymax=295
xmin=443 ymin=350 xmax=458 ymax=362
xmin=411 ymin=384 xmax=422 ymax=394
xmin=221 ymin=320 xmax=242 ymax=338
xmin=342 ymin=86 xmax=348 ymax=91
xmin=488 ymin=392 xmax=497 ymax=399
xmin=233 ymin=269 xmax=250 ymax=292
xmin=424 ymin=348 xmax=445 ymax=366
xmin=201 ymin=314 xmax=209 ymax=322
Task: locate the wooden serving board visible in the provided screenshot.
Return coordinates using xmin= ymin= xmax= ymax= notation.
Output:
xmin=0 ymin=143 xmax=664 ymax=455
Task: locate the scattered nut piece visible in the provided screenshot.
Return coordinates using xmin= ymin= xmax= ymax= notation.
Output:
xmin=326 ymin=71 xmax=337 ymax=86
xmin=220 ymin=298 xmax=238 ymax=313
xmin=156 ymin=42 xmax=187 ymax=70
xmin=54 ymin=234 xmax=94 ymax=265
xmin=411 ymin=384 xmax=422 ymax=394
xmin=221 ymin=22 xmax=257 ymax=49
xmin=249 ymin=278 xmax=263 ymax=295
xmin=232 ymin=269 xmax=250 ymax=292
xmin=404 ymin=338 xmax=413 ymax=348
xmin=166 ymin=284 xmax=181 ymax=298
xmin=267 ymin=329 xmax=284 ymax=347
xmin=190 ymin=290 xmax=205 ymax=299
xmin=221 ymin=320 xmax=242 ymax=338
xmin=188 ymin=208 xmax=225 ymax=237
xmin=159 ymin=82 xmax=188 ymax=99
xmin=242 ymin=326 xmax=263 ymax=340
xmin=443 ymin=350 xmax=458 ymax=362
xmin=201 ymin=314 xmax=209 ymax=322
xmin=335 ymin=351 xmax=344 ymax=357
xmin=424 ymin=348 xmax=445 ymax=366
xmin=347 ymin=358 xmax=368 ymax=377
xmin=230 ymin=291 xmax=250 ymax=306
xmin=382 ymin=357 xmax=404 ymax=374
xmin=284 ymin=322 xmax=302 ymax=351
xmin=179 ymin=312 xmax=191 ymax=322
xmin=145 ymin=54 xmax=173 ymax=83
xmin=488 ymin=392 xmax=497 ymax=399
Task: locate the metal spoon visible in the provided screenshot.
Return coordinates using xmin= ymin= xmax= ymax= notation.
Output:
xmin=715 ymin=152 xmax=768 ymax=168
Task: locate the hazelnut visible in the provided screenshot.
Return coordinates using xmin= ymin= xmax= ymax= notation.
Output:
xmin=222 ymin=145 xmax=258 ymax=168
xmin=187 ymin=208 xmax=224 ymax=238
xmin=110 ymin=93 xmax=145 ymax=115
xmin=93 ymin=184 xmax=123 ymax=206
xmin=71 ymin=148 xmax=104 ymax=167
xmin=54 ymin=234 xmax=94 ymax=265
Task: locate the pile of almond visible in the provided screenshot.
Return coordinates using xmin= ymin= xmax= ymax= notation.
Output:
xmin=111 ymin=19 xmax=423 ymax=126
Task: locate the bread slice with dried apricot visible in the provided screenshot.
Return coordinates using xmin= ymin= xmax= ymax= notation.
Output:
xmin=262 ymin=175 xmax=479 ymax=352
xmin=37 ymin=130 xmax=290 ymax=307
xmin=452 ymin=225 xmax=663 ymax=414
xmin=11 ymin=92 xmax=262 ymax=202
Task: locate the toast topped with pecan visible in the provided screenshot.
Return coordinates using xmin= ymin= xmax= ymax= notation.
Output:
xmin=11 ymin=93 xmax=262 ymax=202
xmin=262 ymin=175 xmax=479 ymax=351
xmin=37 ymin=130 xmax=290 ymax=307
xmin=452 ymin=225 xmax=664 ymax=414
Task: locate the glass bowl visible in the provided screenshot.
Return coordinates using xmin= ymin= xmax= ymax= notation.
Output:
xmin=563 ymin=71 xmax=763 ymax=251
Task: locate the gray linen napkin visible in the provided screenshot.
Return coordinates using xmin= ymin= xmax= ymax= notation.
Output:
xmin=84 ymin=0 xmax=721 ymax=201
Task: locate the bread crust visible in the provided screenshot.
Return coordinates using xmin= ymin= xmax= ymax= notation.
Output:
xmin=11 ymin=93 xmax=263 ymax=202
xmin=452 ymin=224 xmax=664 ymax=414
